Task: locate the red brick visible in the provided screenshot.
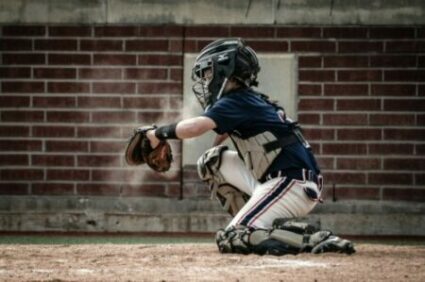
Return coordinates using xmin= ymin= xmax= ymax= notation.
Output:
xmin=48 ymin=82 xmax=89 ymax=93
xmin=77 ymin=126 xmax=122 ymax=138
xmin=323 ymin=172 xmax=366 ymax=185
xmin=328 ymin=187 xmax=380 ymax=201
xmin=92 ymin=111 xmax=136 ymax=123
xmin=138 ymin=82 xmax=181 ymax=94
xmin=322 ymin=143 xmax=367 ymax=155
xmin=35 ymin=39 xmax=77 ymax=51
xmin=34 ymin=68 xmax=76 ymax=79
xmin=385 ymin=70 xmax=425 ymax=82
xmin=126 ymin=40 xmax=169 ymax=51
xmin=384 ymin=158 xmax=425 ymax=171
xmin=323 ymin=114 xmax=368 ymax=125
xmin=32 ymin=155 xmax=75 ymax=167
xmin=416 ymin=174 xmax=425 ymax=184
xmin=338 ymin=70 xmax=382 ymax=82
xmin=33 ymin=96 xmax=76 ymax=108
xmin=32 ymin=183 xmax=75 ymax=196
xmin=245 ymin=40 xmax=288 ymax=52
xmin=2 ymin=81 xmax=45 ymax=93
xmin=0 ymin=169 xmax=43 ymax=181
xmin=79 ymin=68 xmax=122 ymax=79
xmin=185 ymin=26 xmax=229 ymax=37
xmin=138 ymin=54 xmax=182 ymax=66
xmin=2 ymin=53 xmax=45 ymax=65
xmin=45 ymin=141 xmax=88 ymax=152
xmin=169 ymin=39 xmax=183 ymax=52
xmin=46 ymin=111 xmax=90 ymax=123
xmin=169 ymin=97 xmax=183 ymax=110
xmin=337 ymin=99 xmax=381 ymax=111
xmin=124 ymin=68 xmax=168 ymax=80
xmin=369 ymin=173 xmax=413 ymax=185
xmin=369 ymin=143 xmax=413 ymax=155
xmin=139 ymin=26 xmax=183 ymax=37
xmin=323 ymin=27 xmax=367 ymax=38
xmin=338 ymin=41 xmax=383 ymax=53
xmin=299 ymin=98 xmax=334 ymax=111
xmin=76 ymin=183 xmax=120 ymax=196
xmin=77 ymin=97 xmax=121 ymax=109
xmin=316 ymin=157 xmax=334 ymax=170
xmin=384 ymin=99 xmax=425 ymax=111
xmin=80 ymin=40 xmax=123 ymax=51
xmin=93 ymin=82 xmax=136 ymax=94
xmin=0 ymin=154 xmax=29 ymax=166
xmin=230 ymin=26 xmax=274 ymax=38
xmin=0 ymin=183 xmax=28 ymax=195
xmin=276 ymin=27 xmax=321 ymax=38
xmin=95 ymin=26 xmax=138 ymax=37
xmin=418 ymin=28 xmax=425 ymax=38
xmin=2 ymin=25 xmax=45 ymax=36
xmin=121 ymin=184 xmax=166 ymax=197
xmin=49 ymin=26 xmax=92 ymax=37
xmin=420 ymin=85 xmax=425 ymax=96
xmin=169 ymin=68 xmax=183 ymax=81
xmin=91 ymin=169 xmax=132 ymax=182
xmin=1 ymin=111 xmax=44 ymax=122
xmin=77 ymin=155 xmax=121 ymax=167
xmin=298 ymin=84 xmax=321 ymax=96
xmin=47 ymin=169 xmax=89 ymax=181
xmin=0 ymin=96 xmax=30 ymax=107
xmin=166 ymin=184 xmax=181 ymax=198
xmin=136 ymin=112 xmax=167 ymax=123
xmin=0 ymin=39 xmax=32 ymax=50
xmin=417 ymin=114 xmax=425 ymax=126
xmin=291 ymin=41 xmax=336 ymax=53
xmin=383 ymin=188 xmax=425 ymax=202
xmin=48 ymin=54 xmax=91 ymax=65
xmin=94 ymin=54 xmax=136 ymax=65
xmin=0 ymin=140 xmax=41 ymax=151
xmin=0 ymin=67 xmax=31 ymax=78
xmin=370 ymin=27 xmax=415 ymax=38
xmin=298 ymin=114 xmax=320 ymax=125
xmin=324 ymin=84 xmax=368 ymax=96
xmin=299 ymin=70 xmax=335 ymax=82
xmin=370 ymin=114 xmax=415 ymax=126
xmin=0 ymin=126 xmax=29 ymax=137
xmin=33 ymin=126 xmax=75 ymax=138
xmin=337 ymin=128 xmax=381 ymax=141
xmin=323 ymin=56 xmax=368 ymax=68
xmin=370 ymin=55 xmax=416 ymax=67
xmin=183 ymin=40 xmax=197 ymax=52
xmin=90 ymin=141 xmax=122 ymax=153
xmin=386 ymin=41 xmax=425 ymax=53
xmin=303 ymin=128 xmax=334 ymax=141
xmin=384 ymin=129 xmax=425 ymax=141
xmin=298 ymin=56 xmax=322 ymax=68
xmin=337 ymin=158 xmax=381 ymax=170
xmin=123 ymin=97 xmax=167 ymax=109
xmin=419 ymin=56 xmax=425 ymax=68
xmin=371 ymin=84 xmax=416 ymax=96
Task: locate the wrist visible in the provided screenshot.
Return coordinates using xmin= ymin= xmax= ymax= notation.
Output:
xmin=155 ymin=123 xmax=179 ymax=140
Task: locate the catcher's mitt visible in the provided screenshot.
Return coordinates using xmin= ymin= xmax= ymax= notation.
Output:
xmin=125 ymin=126 xmax=173 ymax=172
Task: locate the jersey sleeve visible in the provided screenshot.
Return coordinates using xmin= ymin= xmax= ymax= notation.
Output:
xmin=203 ymin=95 xmax=250 ymax=135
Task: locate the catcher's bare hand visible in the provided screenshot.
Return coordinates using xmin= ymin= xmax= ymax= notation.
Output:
xmin=146 ymin=129 xmax=160 ymax=149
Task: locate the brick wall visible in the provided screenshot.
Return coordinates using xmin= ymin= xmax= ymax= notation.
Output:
xmin=1 ymin=25 xmax=424 ymax=202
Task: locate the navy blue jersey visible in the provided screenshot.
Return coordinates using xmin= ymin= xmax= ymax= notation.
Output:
xmin=203 ymin=87 xmax=320 ymax=177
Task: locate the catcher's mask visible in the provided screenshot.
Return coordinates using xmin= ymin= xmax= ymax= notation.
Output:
xmin=192 ymin=38 xmax=260 ymax=111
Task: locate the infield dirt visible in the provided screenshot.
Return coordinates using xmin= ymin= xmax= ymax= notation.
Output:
xmin=0 ymin=243 xmax=424 ymax=281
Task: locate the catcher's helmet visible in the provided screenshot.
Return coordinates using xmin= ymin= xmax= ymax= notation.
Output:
xmin=192 ymin=38 xmax=260 ymax=110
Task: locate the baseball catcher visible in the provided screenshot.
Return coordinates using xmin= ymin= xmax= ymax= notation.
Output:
xmin=141 ymin=38 xmax=355 ymax=255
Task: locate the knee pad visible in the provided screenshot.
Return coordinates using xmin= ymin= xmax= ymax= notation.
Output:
xmin=198 ymin=146 xmax=249 ymax=216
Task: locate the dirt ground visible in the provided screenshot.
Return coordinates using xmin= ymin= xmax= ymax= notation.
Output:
xmin=0 ymin=243 xmax=424 ymax=282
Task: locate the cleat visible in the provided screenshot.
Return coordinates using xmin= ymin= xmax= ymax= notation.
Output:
xmin=311 ymin=236 xmax=356 ymax=255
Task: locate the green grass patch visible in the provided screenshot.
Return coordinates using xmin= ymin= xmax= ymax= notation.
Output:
xmin=0 ymin=234 xmax=214 ymax=245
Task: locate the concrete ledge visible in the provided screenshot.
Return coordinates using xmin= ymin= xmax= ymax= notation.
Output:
xmin=0 ymin=0 xmax=424 ymax=25
xmin=0 ymin=196 xmax=424 ymax=235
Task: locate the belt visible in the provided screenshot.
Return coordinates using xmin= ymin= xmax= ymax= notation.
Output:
xmin=263 ymin=168 xmax=324 ymax=192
